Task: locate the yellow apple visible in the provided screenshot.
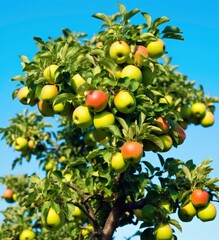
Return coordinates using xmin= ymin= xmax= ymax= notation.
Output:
xmin=72 ymin=106 xmax=93 ymax=128
xmin=38 ymin=100 xmax=55 ymax=117
xmin=41 ymin=85 xmax=59 ymax=102
xmin=159 ymin=134 xmax=173 ymax=152
xmin=191 ymin=102 xmax=206 ymax=118
xmin=71 ymin=73 xmax=88 ymax=95
xmin=109 ymin=40 xmax=131 ymax=64
xmin=93 ymin=111 xmax=115 ymax=129
xmin=121 ymin=65 xmax=142 ymax=82
xmin=13 ymin=137 xmax=28 ymax=151
xmin=178 ymin=201 xmax=196 ymax=222
xmin=200 ymin=110 xmax=214 ymax=127
xmin=154 ymin=223 xmax=172 ymax=240
xmin=43 ymin=64 xmax=59 ymax=84
xmin=17 ymin=86 xmax=29 ymax=105
xmin=159 ymin=95 xmax=173 ymax=107
xmin=111 ymin=152 xmax=129 ymax=173
xmin=114 ymin=90 xmax=136 ymax=114
xmin=19 ymin=229 xmax=35 ymax=240
xmin=147 ymin=39 xmax=165 ymax=59
xmin=197 ymin=202 xmax=217 ymax=222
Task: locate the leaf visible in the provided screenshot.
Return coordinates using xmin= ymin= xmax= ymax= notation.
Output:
xmin=11 ymin=75 xmax=27 ymax=81
xmin=118 ymin=2 xmax=127 ymax=16
xmin=162 ymin=26 xmax=183 ymax=34
xmin=53 ymin=93 xmax=76 ymax=105
xmin=116 ymin=117 xmax=129 ymax=132
xmin=124 ymin=8 xmax=141 ymax=22
xmin=151 ymin=16 xmax=170 ymax=30
xmin=169 ymin=218 xmax=182 ymax=232
xmin=157 ymin=153 xmax=165 ymax=166
xmin=141 ymin=12 xmax=152 ymax=28
xmin=92 ymin=13 xmax=112 ymax=26
xmin=182 ymin=165 xmax=192 ymax=183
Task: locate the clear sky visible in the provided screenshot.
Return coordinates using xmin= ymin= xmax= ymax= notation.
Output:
xmin=0 ymin=0 xmax=219 ymax=239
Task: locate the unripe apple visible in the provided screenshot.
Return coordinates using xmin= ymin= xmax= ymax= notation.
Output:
xmin=42 ymin=207 xmax=65 ymax=231
xmin=13 ymin=137 xmax=28 ymax=151
xmin=180 ymin=105 xmax=192 ymax=119
xmin=154 ymin=223 xmax=172 ymax=240
xmin=73 ymin=106 xmax=93 ymax=128
xmin=41 ymin=85 xmax=59 ymax=102
xmin=178 ymin=201 xmax=196 ymax=222
xmin=19 ymin=229 xmax=36 ymax=240
xmin=85 ymin=90 xmax=108 ymax=112
xmin=109 ymin=40 xmax=131 ymax=64
xmin=159 ymin=134 xmax=173 ymax=152
xmin=43 ymin=64 xmax=59 ymax=84
xmin=134 ymin=45 xmax=148 ymax=65
xmin=111 ymin=152 xmax=129 ymax=173
xmin=93 ymin=111 xmax=115 ymax=129
xmin=190 ymin=189 xmax=209 ymax=207
xmin=142 ymin=67 xmax=154 ymax=86
xmin=200 ymin=110 xmax=214 ymax=127
xmin=141 ymin=204 xmax=157 ymax=220
xmin=38 ymin=100 xmax=55 ymax=117
xmin=121 ymin=65 xmax=142 ymax=82
xmin=2 ymin=189 xmax=15 ymax=203
xmin=147 ymin=39 xmax=165 ymax=59
xmin=121 ymin=141 xmax=143 ymax=164
xmin=197 ymin=202 xmax=217 ymax=222
xmin=114 ymin=90 xmax=136 ymax=114
xmin=191 ymin=102 xmax=206 ymax=118
xmin=71 ymin=73 xmax=88 ymax=95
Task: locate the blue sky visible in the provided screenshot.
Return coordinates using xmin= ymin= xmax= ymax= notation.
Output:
xmin=0 ymin=0 xmax=219 ymax=239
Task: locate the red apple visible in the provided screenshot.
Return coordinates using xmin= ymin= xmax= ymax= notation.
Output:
xmin=3 ymin=189 xmax=15 ymax=203
xmin=155 ymin=116 xmax=170 ymax=134
xmin=134 ymin=45 xmax=148 ymax=65
xmin=121 ymin=141 xmax=143 ymax=163
xmin=190 ymin=189 xmax=209 ymax=207
xmin=85 ymin=90 xmax=108 ymax=112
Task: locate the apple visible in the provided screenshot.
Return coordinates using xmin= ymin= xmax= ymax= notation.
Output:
xmin=81 ymin=224 xmax=94 ymax=237
xmin=200 ymin=110 xmax=214 ymax=127
xmin=19 ymin=229 xmax=36 ymax=240
xmin=59 ymin=156 xmax=66 ymax=163
xmin=71 ymin=73 xmax=88 ymax=95
xmin=178 ymin=201 xmax=196 ymax=222
xmin=72 ymin=206 xmax=83 ymax=218
xmin=2 ymin=189 xmax=15 ymax=203
xmin=64 ymin=173 xmax=73 ymax=181
xmin=114 ymin=90 xmax=136 ymax=114
xmin=44 ymin=160 xmax=56 ymax=171
xmin=28 ymin=140 xmax=35 ymax=149
xmin=121 ymin=141 xmax=143 ymax=163
xmin=158 ymin=134 xmax=173 ymax=152
xmin=134 ymin=209 xmax=142 ymax=221
xmin=93 ymin=128 xmax=111 ymax=142
xmin=159 ymin=201 xmax=173 ymax=214
xmin=13 ymin=137 xmax=28 ymax=151
xmin=109 ymin=40 xmax=131 ymax=64
xmin=93 ymin=111 xmax=115 ymax=129
xmin=53 ymin=101 xmax=73 ymax=116
xmin=190 ymin=189 xmax=209 ymax=207
xmin=155 ymin=116 xmax=170 ymax=134
xmin=154 ymin=223 xmax=172 ymax=240
xmin=85 ymin=90 xmax=108 ymax=112
xmin=17 ymin=86 xmax=29 ymax=105
xmin=42 ymin=207 xmax=65 ymax=231
xmin=121 ymin=65 xmax=142 ymax=82
xmin=134 ymin=45 xmax=148 ymax=65
xmin=172 ymin=125 xmax=186 ymax=145
xmin=38 ymin=100 xmax=55 ymax=117
xmin=159 ymin=95 xmax=173 ymax=107
xmin=191 ymin=102 xmax=206 ymax=118
xmin=147 ymin=39 xmax=165 ymax=59
xmin=142 ymin=67 xmax=154 ymax=86
xmin=111 ymin=152 xmax=129 ymax=173
xmin=141 ymin=204 xmax=157 ymax=220
xmin=43 ymin=64 xmax=59 ymax=84
xmin=180 ymin=105 xmax=192 ymax=119
xmin=41 ymin=85 xmax=59 ymax=102
xmin=72 ymin=106 xmax=93 ymax=128
xmin=197 ymin=202 xmax=217 ymax=222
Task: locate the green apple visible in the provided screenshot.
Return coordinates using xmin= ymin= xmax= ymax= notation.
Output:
xmin=114 ymin=90 xmax=136 ymax=114
xmin=72 ymin=106 xmax=93 ymax=128
xmin=71 ymin=73 xmax=88 ymax=95
xmin=41 ymin=85 xmax=59 ymax=102
xmin=109 ymin=40 xmax=131 ymax=64
xmin=178 ymin=201 xmax=196 ymax=222
xmin=180 ymin=105 xmax=192 ymax=119
xmin=111 ymin=152 xmax=129 ymax=173
xmin=121 ymin=141 xmax=143 ymax=163
xmin=53 ymin=101 xmax=73 ymax=116
xmin=85 ymin=90 xmax=108 ymax=112
xmin=197 ymin=202 xmax=217 ymax=222
xmin=158 ymin=134 xmax=173 ymax=152
xmin=44 ymin=160 xmax=57 ymax=171
xmin=17 ymin=86 xmax=29 ymax=105
xmin=19 ymin=229 xmax=36 ymax=240
xmin=121 ymin=65 xmax=142 ymax=82
xmin=38 ymin=100 xmax=55 ymax=117
xmin=191 ymin=102 xmax=206 ymax=118
xmin=141 ymin=204 xmax=157 ymax=220
xmin=42 ymin=207 xmax=65 ymax=231
xmin=43 ymin=64 xmax=59 ymax=84
xmin=134 ymin=45 xmax=148 ymax=65
xmin=93 ymin=128 xmax=111 ymax=142
xmin=200 ymin=110 xmax=214 ymax=127
xmin=154 ymin=223 xmax=172 ymax=240
xmin=13 ymin=137 xmax=28 ymax=151
xmin=2 ymin=189 xmax=15 ymax=203
xmin=81 ymin=224 xmax=94 ymax=237
xmin=147 ymin=39 xmax=165 ymax=59
xmin=142 ymin=67 xmax=154 ymax=86
xmin=93 ymin=111 xmax=115 ymax=129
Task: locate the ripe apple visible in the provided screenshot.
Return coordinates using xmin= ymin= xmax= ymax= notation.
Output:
xmin=38 ymin=100 xmax=55 ymax=117
xmin=109 ymin=40 xmax=131 ymax=64
xmin=42 ymin=207 xmax=65 ymax=231
xmin=155 ymin=117 xmax=170 ymax=134
xmin=114 ymin=90 xmax=136 ymax=114
xmin=71 ymin=73 xmax=88 ymax=95
xmin=41 ymin=85 xmax=59 ymax=102
xmin=178 ymin=201 xmax=196 ymax=222
xmin=180 ymin=105 xmax=192 ymax=119
xmin=43 ymin=64 xmax=59 ymax=84
xmin=197 ymin=202 xmax=217 ymax=222
xmin=72 ymin=106 xmax=93 ymax=128
xmin=19 ymin=229 xmax=36 ymax=240
xmin=121 ymin=141 xmax=143 ymax=163
xmin=134 ymin=45 xmax=148 ymax=65
xmin=93 ymin=111 xmax=115 ymax=129
xmin=53 ymin=101 xmax=73 ymax=117
xmin=200 ymin=111 xmax=214 ymax=127
xmin=85 ymin=90 xmax=108 ymax=112
xmin=154 ymin=223 xmax=172 ymax=240
xmin=72 ymin=206 xmax=83 ymax=218
xmin=147 ymin=39 xmax=165 ymax=59
xmin=121 ymin=65 xmax=142 ymax=82
xmin=159 ymin=134 xmax=173 ymax=152
xmin=159 ymin=201 xmax=173 ymax=214
xmin=159 ymin=95 xmax=173 ymax=107
xmin=190 ymin=189 xmax=209 ymax=207
xmin=191 ymin=102 xmax=206 ymax=118
xmin=28 ymin=140 xmax=35 ymax=149
xmin=173 ymin=125 xmax=186 ymax=145
xmin=17 ymin=86 xmax=29 ymax=105
xmin=2 ymin=189 xmax=15 ymax=203
xmin=111 ymin=152 xmax=129 ymax=173
xmin=13 ymin=137 xmax=28 ymax=151
xmin=59 ymin=156 xmax=66 ymax=163
xmin=142 ymin=67 xmax=154 ymax=86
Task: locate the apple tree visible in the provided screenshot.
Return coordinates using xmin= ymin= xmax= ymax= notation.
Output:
xmin=1 ymin=3 xmax=219 ymax=240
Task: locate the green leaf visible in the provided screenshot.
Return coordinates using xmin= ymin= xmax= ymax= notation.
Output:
xmin=92 ymin=13 xmax=112 ymax=26
xmin=53 ymin=93 xmax=76 ymax=105
xmin=141 ymin=12 xmax=152 ymax=28
xmin=151 ymin=16 xmax=170 ymax=29
xmin=11 ymin=75 xmax=26 ymax=81
xmin=169 ymin=218 xmax=182 ymax=232
xmin=182 ymin=165 xmax=192 ymax=183
xmin=124 ymin=8 xmax=141 ymax=22
xmin=118 ymin=2 xmax=127 ymax=16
